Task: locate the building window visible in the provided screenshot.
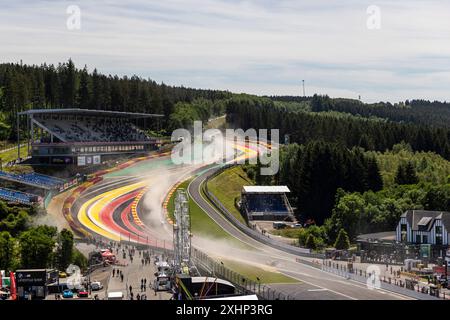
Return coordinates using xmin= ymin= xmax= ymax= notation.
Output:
xmin=400 ymin=224 xmax=407 ymax=242
xmin=422 ymin=235 xmax=428 ymax=244
xmin=416 ymin=234 xmax=421 ymax=243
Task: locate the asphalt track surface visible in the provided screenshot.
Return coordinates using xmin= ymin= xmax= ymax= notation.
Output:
xmin=71 ymin=145 xmax=412 ymax=300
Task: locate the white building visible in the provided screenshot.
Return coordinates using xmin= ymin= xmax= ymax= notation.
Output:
xmin=396 ymin=210 xmax=450 ymax=245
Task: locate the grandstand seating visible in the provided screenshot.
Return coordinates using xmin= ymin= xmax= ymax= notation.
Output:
xmin=37 ymin=116 xmax=149 ymax=143
xmin=0 ymin=187 xmax=39 ymax=204
xmin=244 ymin=194 xmax=289 ymax=213
xmin=0 ymin=171 xmax=64 ymax=189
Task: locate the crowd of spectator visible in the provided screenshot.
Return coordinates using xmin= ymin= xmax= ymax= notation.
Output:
xmin=244 ymin=194 xmax=289 ymax=213
xmin=37 ymin=116 xmax=149 ymax=143
xmin=0 ymin=187 xmax=39 ymax=204
xmin=0 ymin=171 xmax=64 ymax=189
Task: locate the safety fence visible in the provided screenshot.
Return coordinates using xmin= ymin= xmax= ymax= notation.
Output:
xmin=297 ymin=258 xmax=445 ymax=300
xmin=202 ymin=164 xmax=324 ymax=259
xmin=191 ymin=247 xmax=294 ymax=300
xmin=76 ymin=237 xmax=293 ymax=300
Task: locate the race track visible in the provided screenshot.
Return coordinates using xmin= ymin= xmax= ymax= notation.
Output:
xmin=69 ymin=143 xmax=412 ymax=300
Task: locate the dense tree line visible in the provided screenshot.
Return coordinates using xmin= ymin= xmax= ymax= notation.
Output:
xmin=325 ymin=182 xmax=450 ymax=242
xmin=289 ymin=141 xmax=383 ymax=225
xmin=226 ymin=95 xmax=450 ymax=160
xmin=312 ymin=95 xmax=450 ymax=129
xmin=270 ymin=94 xmax=450 ymax=128
xmin=367 ymin=142 xmax=450 ymax=187
xmin=0 ymin=60 xmax=230 ymax=139
xmin=244 ymin=140 xmax=383 ymax=225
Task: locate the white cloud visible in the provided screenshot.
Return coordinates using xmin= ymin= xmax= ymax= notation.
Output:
xmin=1 ymin=0 xmax=450 ymax=102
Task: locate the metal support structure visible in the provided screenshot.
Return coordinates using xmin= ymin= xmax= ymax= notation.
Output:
xmin=173 ymin=189 xmax=191 ymax=274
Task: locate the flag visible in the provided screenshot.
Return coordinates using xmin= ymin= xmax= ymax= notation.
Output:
xmin=9 ymin=272 xmax=17 ymax=300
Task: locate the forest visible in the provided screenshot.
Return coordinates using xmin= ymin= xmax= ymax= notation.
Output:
xmin=0 ymin=201 xmax=86 ymax=271
xmin=1 ymin=60 xmax=450 ymax=250
xmin=230 ymin=95 xmax=450 ymax=248
xmin=0 ymin=60 xmax=230 ymax=140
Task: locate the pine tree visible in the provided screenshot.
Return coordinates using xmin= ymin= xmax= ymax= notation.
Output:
xmin=305 ymin=234 xmax=317 ymax=250
xmin=77 ymin=66 xmax=90 ymax=107
xmin=403 ymin=161 xmax=419 ymax=184
xmin=366 ymin=157 xmax=383 ymax=191
xmin=395 ymin=161 xmax=418 ymax=185
xmin=61 ymin=59 xmax=76 ymax=107
xmin=334 ymin=228 xmax=350 ymax=250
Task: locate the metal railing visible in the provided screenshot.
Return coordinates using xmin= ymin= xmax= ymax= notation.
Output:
xmin=191 ymin=247 xmax=293 ymax=300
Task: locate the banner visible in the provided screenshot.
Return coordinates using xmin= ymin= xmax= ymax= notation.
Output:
xmin=9 ymin=272 xmax=16 ymax=300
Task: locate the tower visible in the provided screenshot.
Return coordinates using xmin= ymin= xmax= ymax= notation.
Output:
xmin=173 ymin=189 xmax=191 ymax=274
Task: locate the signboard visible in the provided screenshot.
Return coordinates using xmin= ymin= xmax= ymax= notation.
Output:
xmin=93 ymin=155 xmax=101 ymax=165
xmin=78 ymin=156 xmax=86 ymax=166
xmin=420 ymin=244 xmax=431 ymax=259
xmin=86 ymin=156 xmax=92 ymax=165
xmin=284 ymin=134 xmax=290 ymax=145
xmin=15 ymin=270 xmax=47 ymax=286
xmin=2 ymin=277 xmax=11 ymax=287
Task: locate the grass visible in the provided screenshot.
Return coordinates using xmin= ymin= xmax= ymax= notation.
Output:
xmin=0 ymin=145 xmax=31 ymax=172
xmin=206 ymin=115 xmax=227 ymax=129
xmin=168 ymin=178 xmax=298 ymax=284
xmin=221 ymin=259 xmax=298 ymax=284
xmin=168 ymin=179 xmax=241 ymax=242
xmin=271 ymin=228 xmax=303 ymax=239
xmin=207 ymin=166 xmax=252 ymax=224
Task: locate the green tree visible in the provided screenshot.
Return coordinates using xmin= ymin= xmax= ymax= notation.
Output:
xmin=366 ymin=157 xmax=383 ymax=191
xmin=19 ymin=226 xmax=56 ymax=268
xmin=305 ymin=234 xmax=317 ymax=250
xmin=0 ymin=231 xmax=16 ymax=271
xmin=77 ymin=66 xmax=90 ymax=107
xmin=395 ymin=161 xmax=419 ymax=185
xmin=56 ymin=229 xmax=74 ymax=270
xmin=334 ymin=229 xmax=350 ymax=250
xmin=72 ymin=248 xmax=88 ymax=271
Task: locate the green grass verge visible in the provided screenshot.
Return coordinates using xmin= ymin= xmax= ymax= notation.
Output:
xmin=207 ymin=166 xmax=252 ymax=224
xmin=222 ymin=259 xmax=299 ymax=284
xmin=271 ymin=228 xmax=303 ymax=239
xmin=168 ymin=179 xmax=241 ymax=242
xmin=168 ymin=178 xmax=298 ymax=284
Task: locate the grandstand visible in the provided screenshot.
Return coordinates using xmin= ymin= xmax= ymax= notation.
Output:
xmin=0 ymin=171 xmax=65 ymax=190
xmin=241 ymin=186 xmax=294 ymax=221
xmin=0 ymin=187 xmax=40 ymax=205
xmin=17 ymin=109 xmax=163 ymax=166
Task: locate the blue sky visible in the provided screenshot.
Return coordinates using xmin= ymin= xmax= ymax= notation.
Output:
xmin=1 ymin=0 xmax=450 ymax=103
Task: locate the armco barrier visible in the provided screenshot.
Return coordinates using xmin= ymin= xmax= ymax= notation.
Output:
xmin=201 ymin=165 xmax=324 ymax=259
xmin=191 ymin=247 xmax=293 ymax=300
xmin=316 ymin=260 xmax=441 ymax=300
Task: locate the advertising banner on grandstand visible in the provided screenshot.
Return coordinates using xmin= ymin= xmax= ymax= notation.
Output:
xmin=78 ymin=156 xmax=86 ymax=166
xmin=51 ymin=157 xmax=73 ymax=165
xmin=93 ymin=155 xmax=101 ymax=165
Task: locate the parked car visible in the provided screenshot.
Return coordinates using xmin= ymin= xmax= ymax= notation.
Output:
xmin=78 ymin=289 xmax=89 ymax=298
xmin=91 ymin=281 xmax=103 ymax=291
xmin=62 ymin=289 xmax=73 ymax=298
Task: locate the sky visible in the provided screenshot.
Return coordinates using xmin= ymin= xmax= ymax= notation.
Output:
xmin=1 ymin=0 xmax=450 ymax=103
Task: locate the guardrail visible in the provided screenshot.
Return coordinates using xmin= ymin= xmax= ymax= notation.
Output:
xmin=300 ymin=258 xmax=444 ymax=300
xmin=191 ymin=247 xmax=293 ymax=300
xmin=201 ymin=164 xmax=325 ymax=259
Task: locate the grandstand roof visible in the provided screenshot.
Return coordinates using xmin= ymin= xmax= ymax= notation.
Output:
xmin=19 ymin=108 xmax=163 ymax=119
xmin=242 ymin=186 xmax=290 ymax=194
